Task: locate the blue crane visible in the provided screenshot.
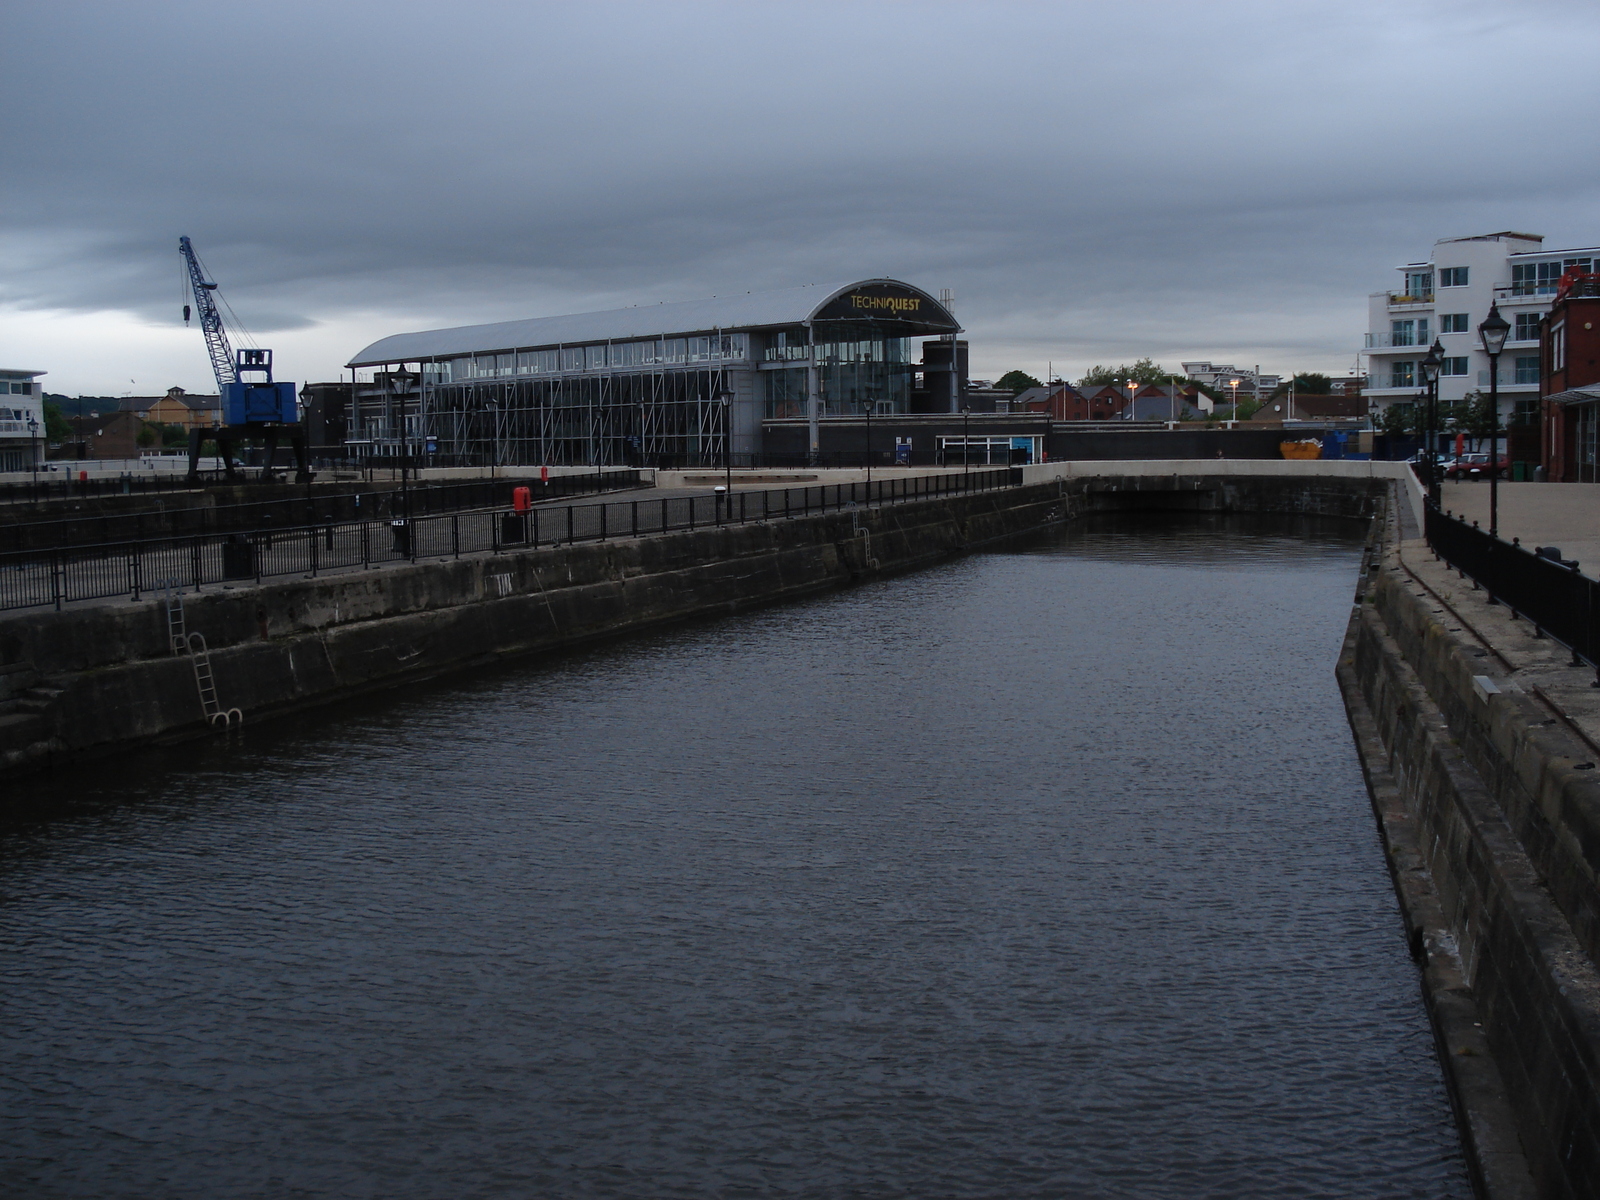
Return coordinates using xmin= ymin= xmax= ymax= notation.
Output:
xmin=179 ymin=236 xmax=237 ymax=393
xmin=178 ymin=236 xmax=307 ymax=482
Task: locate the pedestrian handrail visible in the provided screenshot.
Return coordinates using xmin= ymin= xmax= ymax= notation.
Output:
xmin=0 ymin=468 xmax=1017 ymax=612
xmin=1424 ymin=505 xmax=1600 ymax=683
xmin=1 ymin=469 xmax=643 ymax=554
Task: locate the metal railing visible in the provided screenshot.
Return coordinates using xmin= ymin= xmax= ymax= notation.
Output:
xmin=1365 ymin=331 xmax=1429 ymax=349
xmin=1425 ymin=506 xmax=1600 ymax=681
xmin=1477 ymin=368 xmax=1541 ymax=387
xmin=2 ymin=470 xmax=642 ymax=554
xmin=0 ymin=469 xmax=1017 ymax=612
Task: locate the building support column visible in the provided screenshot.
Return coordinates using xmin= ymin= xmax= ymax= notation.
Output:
xmin=805 ymin=320 xmax=820 ymax=466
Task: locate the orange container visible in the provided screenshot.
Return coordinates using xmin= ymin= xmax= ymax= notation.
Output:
xmin=512 ymin=486 xmax=532 ymax=512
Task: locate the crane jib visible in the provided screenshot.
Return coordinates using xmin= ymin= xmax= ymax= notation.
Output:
xmin=178 ymin=236 xmax=297 ymax=426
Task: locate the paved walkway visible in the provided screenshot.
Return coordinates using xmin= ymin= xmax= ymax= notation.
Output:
xmin=1438 ymin=481 xmax=1600 ymax=572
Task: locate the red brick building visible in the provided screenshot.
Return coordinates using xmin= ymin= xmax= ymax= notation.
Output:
xmin=63 ymin=410 xmax=145 ymax=459
xmin=1540 ymin=273 xmax=1600 ymax=481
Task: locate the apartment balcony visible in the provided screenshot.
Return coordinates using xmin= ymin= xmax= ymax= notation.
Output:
xmin=1387 ymin=292 xmax=1434 ymax=308
xmin=1492 ymin=285 xmax=1553 ymax=304
xmin=1364 ymin=331 xmax=1431 ymax=349
xmin=1477 ymin=369 xmax=1541 ymax=390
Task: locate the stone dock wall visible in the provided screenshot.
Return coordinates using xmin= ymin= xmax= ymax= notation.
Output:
xmin=0 ymin=471 xmax=1388 ymax=780
xmin=1339 ymin=493 xmax=1600 ymax=1200
xmin=15 ymin=461 xmax=1597 ymax=1193
xmin=0 ymin=484 xmax=1062 ymax=778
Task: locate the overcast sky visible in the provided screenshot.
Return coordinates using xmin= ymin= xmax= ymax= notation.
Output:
xmin=4 ymin=0 xmax=1599 ymax=396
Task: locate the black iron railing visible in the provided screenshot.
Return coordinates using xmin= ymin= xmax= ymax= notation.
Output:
xmin=1425 ymin=506 xmax=1600 ymax=680
xmin=0 ymin=469 xmax=1017 ymax=612
xmin=2 ymin=470 xmax=642 ymax=554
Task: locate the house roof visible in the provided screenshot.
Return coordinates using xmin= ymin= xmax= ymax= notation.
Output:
xmin=348 ymin=278 xmax=959 ymax=367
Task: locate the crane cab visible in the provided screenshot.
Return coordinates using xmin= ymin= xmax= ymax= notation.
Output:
xmin=224 ymin=348 xmax=298 ymax=425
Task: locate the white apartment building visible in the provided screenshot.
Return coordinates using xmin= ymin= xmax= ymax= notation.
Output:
xmin=0 ymin=368 xmax=47 ymax=473
xmin=1362 ymin=231 xmax=1599 ymax=425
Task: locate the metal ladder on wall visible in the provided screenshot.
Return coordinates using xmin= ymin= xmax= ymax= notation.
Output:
xmin=162 ymin=581 xmax=242 ymax=728
xmin=163 ymin=580 xmax=187 ymax=655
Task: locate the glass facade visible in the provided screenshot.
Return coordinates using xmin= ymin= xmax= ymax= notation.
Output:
xmin=431 ymin=334 xmax=751 ymax=384
xmin=760 ymin=323 xmax=914 ymax=418
xmin=350 ymin=279 xmax=957 ymax=467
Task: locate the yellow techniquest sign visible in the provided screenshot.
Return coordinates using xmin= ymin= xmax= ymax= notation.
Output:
xmin=846 ymin=293 xmax=922 ymax=314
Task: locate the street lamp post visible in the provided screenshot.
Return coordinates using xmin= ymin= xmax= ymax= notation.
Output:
xmin=27 ymin=414 xmax=39 ymax=491
xmin=1228 ymin=378 xmax=1240 ymax=426
xmin=864 ymin=400 xmax=873 ymax=487
xmin=1479 ymin=303 xmax=1511 ymax=537
xmin=388 ymin=367 xmax=418 ymax=523
xmin=961 ymin=405 xmax=971 ymax=474
xmin=1421 ymin=343 xmax=1442 ymax=507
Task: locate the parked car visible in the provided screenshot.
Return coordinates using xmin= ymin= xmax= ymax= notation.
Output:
xmin=1445 ymin=452 xmax=1509 ymax=481
xmin=1405 ymin=450 xmax=1444 ymax=480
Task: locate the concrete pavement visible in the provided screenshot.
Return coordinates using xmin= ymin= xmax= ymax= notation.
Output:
xmin=1438 ymin=481 xmax=1600 ymax=572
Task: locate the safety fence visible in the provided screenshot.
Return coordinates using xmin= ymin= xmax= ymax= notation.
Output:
xmin=1425 ymin=505 xmax=1600 ymax=681
xmin=2 ymin=470 xmax=642 ymax=554
xmin=0 ymin=469 xmax=1017 ymax=612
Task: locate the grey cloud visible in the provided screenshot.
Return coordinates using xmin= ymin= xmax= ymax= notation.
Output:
xmin=3 ymin=0 xmax=1600 ymax=387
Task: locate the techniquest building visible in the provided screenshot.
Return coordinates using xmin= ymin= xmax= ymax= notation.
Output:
xmin=345 ymin=279 xmax=972 ymax=468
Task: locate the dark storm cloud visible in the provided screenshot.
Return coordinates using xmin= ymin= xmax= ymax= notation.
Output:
xmin=4 ymin=0 xmax=1600 ymax=382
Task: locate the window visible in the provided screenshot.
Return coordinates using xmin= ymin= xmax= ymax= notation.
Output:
xmin=561 ymin=347 xmax=583 ymax=371
xmin=1440 ymin=313 xmax=1469 ymax=333
xmin=1514 ymin=312 xmax=1542 ymax=342
xmin=517 ymin=349 xmax=559 ymax=374
xmin=1514 ymin=356 xmax=1540 ymax=385
xmin=1441 ymin=357 xmax=1468 ymax=376
xmin=1512 ymin=261 xmax=1564 ymax=295
xmin=1391 ymin=319 xmax=1417 ymax=346
xmin=1554 ymin=322 xmax=1566 ymax=370
xmin=1512 ymin=399 xmax=1540 ymax=427
xmin=1390 ymin=361 xmax=1416 ymax=388
xmin=1404 ymin=270 xmax=1433 ymax=298
xmin=1439 ymin=267 xmax=1468 ymax=287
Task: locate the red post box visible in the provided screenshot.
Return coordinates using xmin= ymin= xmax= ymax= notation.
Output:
xmin=512 ymin=486 xmax=532 ymax=513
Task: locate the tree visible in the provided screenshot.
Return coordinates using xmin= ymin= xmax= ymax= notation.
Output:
xmin=1078 ymin=357 xmax=1169 ymax=387
xmin=995 ymin=370 xmax=1042 ymax=394
xmin=1379 ymin=403 xmax=1420 ymax=437
xmin=161 ymin=423 xmax=190 ymax=448
xmin=136 ymin=421 xmax=158 ymax=448
xmin=1269 ymin=372 xmax=1334 ymax=398
xmin=1456 ymin=391 xmax=1497 ymax=440
xmin=42 ymin=399 xmax=71 ymax=443
xmin=1235 ymin=398 xmax=1265 ymax=420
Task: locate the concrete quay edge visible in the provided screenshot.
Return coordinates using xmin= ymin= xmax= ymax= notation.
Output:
xmin=1342 ymin=486 xmax=1600 ymax=1199
xmin=0 ymin=484 xmax=1066 ymax=780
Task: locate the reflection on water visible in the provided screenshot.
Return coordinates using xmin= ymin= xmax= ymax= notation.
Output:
xmin=0 ymin=514 xmax=1466 ymax=1199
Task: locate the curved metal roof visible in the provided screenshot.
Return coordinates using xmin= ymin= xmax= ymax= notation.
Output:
xmin=347 ymin=278 xmax=957 ymax=367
